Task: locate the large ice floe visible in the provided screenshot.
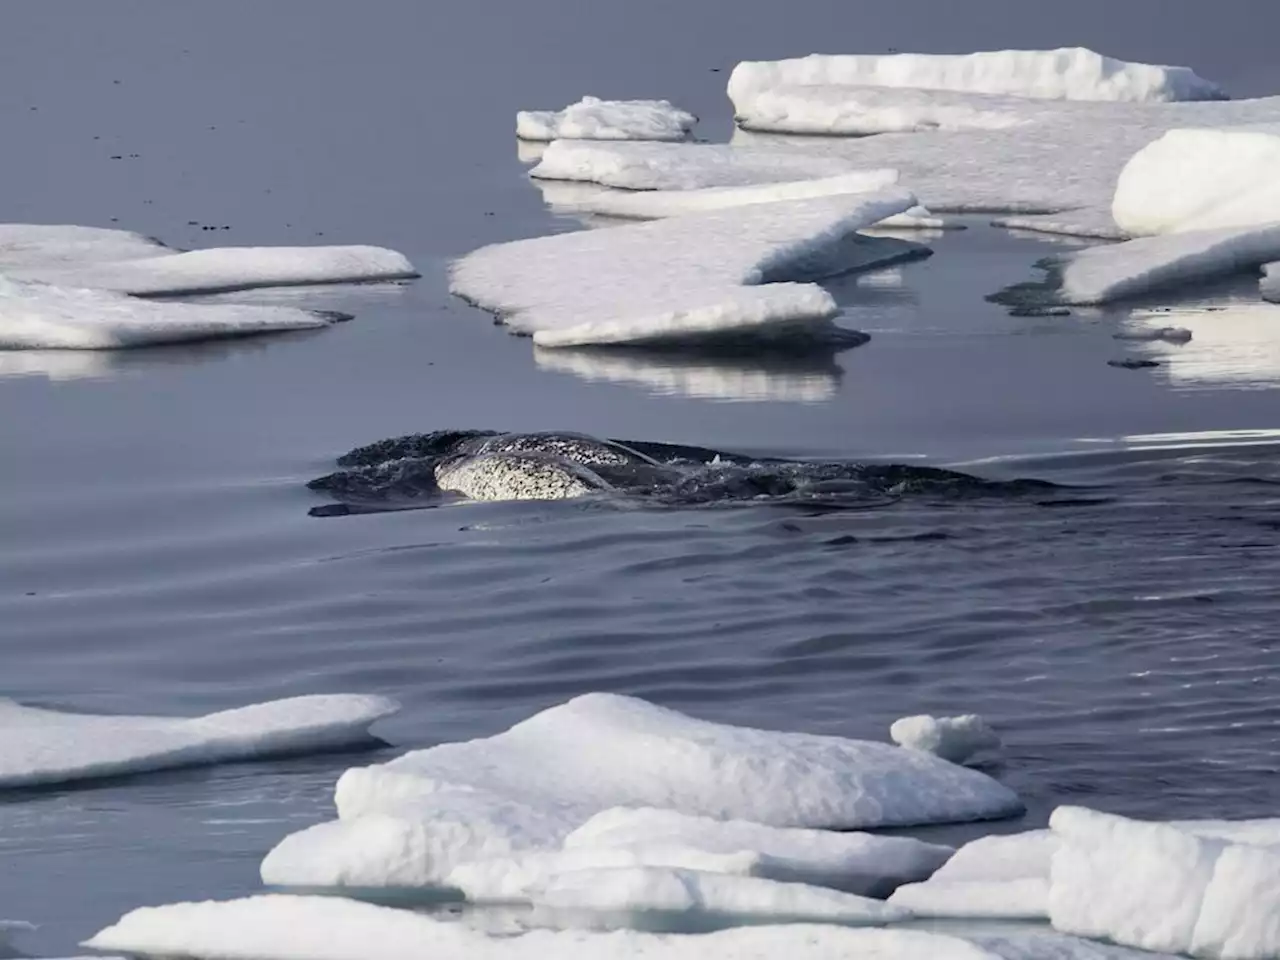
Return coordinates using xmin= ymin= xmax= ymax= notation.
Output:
xmin=451 ymin=189 xmax=924 ymax=347
xmin=0 ymin=223 xmax=416 ymax=348
xmin=1049 ymin=806 xmax=1280 ymax=960
xmin=261 ymin=693 xmax=1020 ymax=897
xmin=0 ymin=694 xmax=397 ymax=789
xmin=517 ymin=96 xmax=697 ymax=141
xmin=86 ymin=894 xmax=1042 ymax=960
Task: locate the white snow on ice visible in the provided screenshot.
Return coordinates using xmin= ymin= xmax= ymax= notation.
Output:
xmin=0 ymin=694 xmax=397 ymax=789
xmin=532 ymin=866 xmax=908 ymax=928
xmin=87 ymin=894 xmax=1011 ymax=960
xmin=1112 ymin=125 xmax=1280 ymax=236
xmin=263 ymin=693 xmax=1020 ymax=893
xmin=728 ymin=48 xmax=1225 ymax=112
xmin=889 ymin=714 xmax=1001 ymax=764
xmin=531 ymin=140 xmax=862 ymax=190
xmin=451 ymin=190 xmax=922 ymax=347
xmin=1049 ymin=805 xmax=1280 ymax=960
xmin=887 ymin=830 xmax=1053 ymax=920
xmin=518 ymin=96 xmax=696 ymax=142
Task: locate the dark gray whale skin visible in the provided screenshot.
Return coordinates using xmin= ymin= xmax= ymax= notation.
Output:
xmin=308 ymin=430 xmax=1062 ymax=515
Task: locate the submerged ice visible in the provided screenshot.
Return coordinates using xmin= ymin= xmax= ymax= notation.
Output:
xmin=0 ymin=694 xmax=397 ymax=789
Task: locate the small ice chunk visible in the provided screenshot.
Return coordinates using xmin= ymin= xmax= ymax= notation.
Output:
xmin=533 ymin=866 xmax=909 ymax=928
xmin=0 ymin=694 xmax=397 ymax=789
xmin=86 ymin=894 xmax=1003 ymax=960
xmin=728 ymin=48 xmax=1226 ymax=108
xmin=890 ymin=715 xmax=1001 ymax=764
xmin=565 ymin=806 xmax=952 ymax=895
xmin=531 ymin=140 xmax=861 ymax=190
xmin=517 ymin=96 xmax=696 ymax=142
xmin=7 ymin=244 xmax=418 ymax=297
xmin=1049 ymin=805 xmax=1280 ymax=959
xmin=451 ymin=190 xmax=921 ymax=348
xmin=1113 ymin=125 xmax=1280 ymax=236
xmin=0 ymin=276 xmax=343 ymax=349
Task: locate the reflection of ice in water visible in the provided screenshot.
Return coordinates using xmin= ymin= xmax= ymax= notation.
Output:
xmin=1121 ymin=301 xmax=1280 ymax=389
xmin=534 ymin=344 xmax=846 ymax=403
xmin=0 ymin=350 xmax=114 ymax=381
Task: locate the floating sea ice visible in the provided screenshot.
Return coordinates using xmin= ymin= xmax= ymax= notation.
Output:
xmin=0 ymin=276 xmax=344 ymax=349
xmin=552 ymin=169 xmax=951 ymax=229
xmin=1264 ymin=262 xmax=1280 ymax=303
xmin=86 ymin=895 xmax=1005 ymax=960
xmin=564 ymin=806 xmax=952 ymax=895
xmin=1049 ymin=805 xmax=1280 ymax=960
xmin=451 ymin=190 xmax=922 ymax=347
xmin=530 ymin=140 xmax=862 ymax=190
xmin=264 ymin=694 xmax=1021 ymax=893
xmin=890 ymin=715 xmax=1001 ymax=764
xmin=0 ymin=694 xmax=396 ymax=788
xmin=0 ymin=223 xmax=170 ymax=268
xmin=998 ymin=223 xmax=1280 ymax=306
xmin=888 ymin=830 xmax=1055 ymax=920
xmin=0 ymin=920 xmax=35 ymax=950
xmin=517 ymin=96 xmax=697 ymax=142
xmin=728 ymin=48 xmax=1226 ymax=110
xmin=1112 ymin=125 xmax=1280 ymax=236
xmin=532 ymin=866 xmax=909 ymax=930
xmin=5 ymin=243 xmax=418 ymax=297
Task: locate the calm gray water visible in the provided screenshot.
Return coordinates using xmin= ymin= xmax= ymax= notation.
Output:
xmin=3 ymin=2 xmax=1280 ymax=954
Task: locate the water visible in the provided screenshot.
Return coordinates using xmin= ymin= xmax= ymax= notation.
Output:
xmin=3 ymin=1 xmax=1280 ymax=954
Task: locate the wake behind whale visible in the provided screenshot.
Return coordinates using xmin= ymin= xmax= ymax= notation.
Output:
xmin=307 ymin=430 xmax=1060 ymax=515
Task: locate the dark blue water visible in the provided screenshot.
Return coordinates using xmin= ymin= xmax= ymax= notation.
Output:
xmin=3 ymin=2 xmax=1280 ymax=954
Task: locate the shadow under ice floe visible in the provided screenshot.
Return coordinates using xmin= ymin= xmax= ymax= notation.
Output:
xmin=307 ymin=429 xmax=1059 ymax=515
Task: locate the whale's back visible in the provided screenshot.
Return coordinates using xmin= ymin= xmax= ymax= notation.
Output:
xmin=435 ymin=452 xmax=611 ymax=501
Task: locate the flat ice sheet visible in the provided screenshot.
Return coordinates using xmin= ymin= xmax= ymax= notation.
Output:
xmin=86 ymin=894 xmax=1006 ymax=960
xmin=0 ymin=694 xmax=397 ymax=788
xmin=0 ymin=224 xmax=169 ymax=268
xmin=517 ymin=96 xmax=696 ymax=142
xmin=1002 ymin=223 xmax=1280 ymax=305
xmin=0 ymin=276 xmax=342 ymax=349
xmin=451 ymin=190 xmax=921 ymax=347
xmin=5 ymin=244 xmax=417 ymax=297
xmin=264 ymin=694 xmax=1019 ymax=892
xmin=531 ymin=140 xmax=862 ymax=190
xmin=728 ymin=48 xmax=1225 ymax=108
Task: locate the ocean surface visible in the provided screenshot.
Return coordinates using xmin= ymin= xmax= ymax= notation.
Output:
xmin=3 ymin=2 xmax=1280 ymax=954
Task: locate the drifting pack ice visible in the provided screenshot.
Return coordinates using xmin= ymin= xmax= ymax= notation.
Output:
xmin=0 ymin=224 xmax=417 ymax=349
xmin=518 ymin=96 xmax=697 ymax=141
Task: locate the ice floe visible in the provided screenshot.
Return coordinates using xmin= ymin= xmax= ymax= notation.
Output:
xmin=0 ymin=276 xmax=343 ymax=349
xmin=452 ymin=190 xmax=922 ymax=347
xmin=263 ymin=693 xmax=1020 ymax=893
xmin=889 ymin=714 xmax=1000 ymax=764
xmin=999 ymin=224 xmax=1280 ymax=306
xmin=531 ymin=866 xmax=908 ymax=929
xmin=531 ymin=140 xmax=861 ymax=190
xmin=87 ymin=894 xmax=1009 ymax=960
xmin=0 ymin=920 xmax=35 ymax=950
xmin=1112 ymin=125 xmax=1280 ymax=236
xmin=1049 ymin=806 xmax=1280 ymax=960
xmin=728 ymin=49 xmax=1226 ymax=112
xmin=887 ymin=830 xmax=1054 ymax=920
xmin=561 ymin=807 xmax=951 ymax=896
xmin=0 ymin=223 xmax=169 ymax=268
xmin=546 ymin=170 xmax=949 ymax=229
xmin=0 ymin=694 xmax=397 ymax=789
xmin=518 ymin=96 xmax=696 ymax=142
